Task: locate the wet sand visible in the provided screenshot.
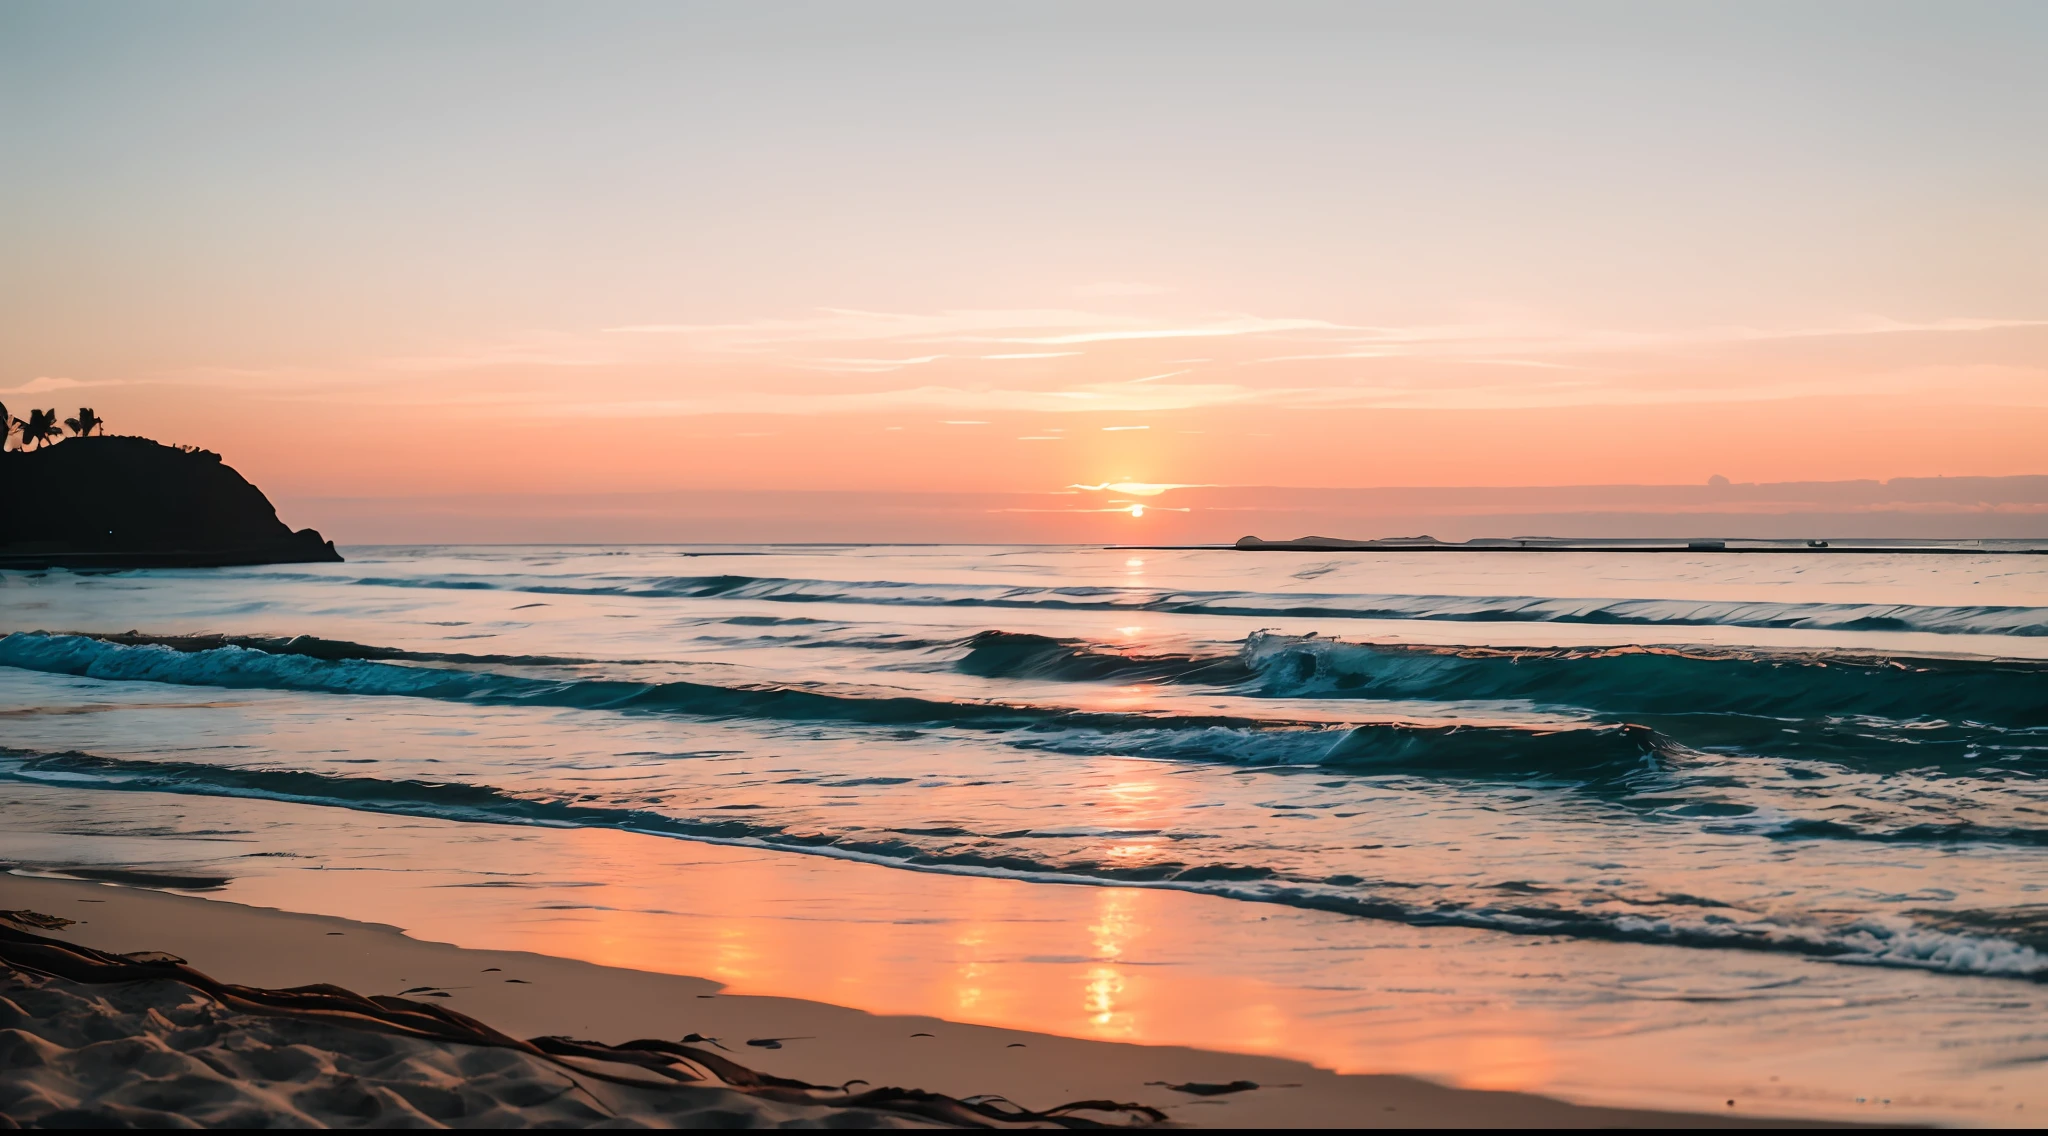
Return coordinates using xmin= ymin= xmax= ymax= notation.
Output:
xmin=0 ymin=874 xmax=1826 ymax=1128
xmin=5 ymin=781 xmax=2024 ymax=1125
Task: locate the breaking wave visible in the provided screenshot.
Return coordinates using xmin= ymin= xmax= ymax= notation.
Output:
xmin=1239 ymin=633 xmax=2048 ymax=727
xmin=0 ymin=633 xmax=1659 ymax=775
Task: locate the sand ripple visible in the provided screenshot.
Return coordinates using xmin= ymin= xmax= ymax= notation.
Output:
xmin=0 ymin=968 xmax=940 ymax=1129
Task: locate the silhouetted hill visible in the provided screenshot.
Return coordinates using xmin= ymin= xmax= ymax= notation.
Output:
xmin=0 ymin=436 xmax=341 ymax=568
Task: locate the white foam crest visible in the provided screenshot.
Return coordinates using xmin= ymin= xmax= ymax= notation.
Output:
xmin=0 ymin=633 xmax=489 ymax=699
xmin=343 ymin=572 xmax=2048 ymax=637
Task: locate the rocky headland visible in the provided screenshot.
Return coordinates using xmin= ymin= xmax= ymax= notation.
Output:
xmin=0 ymin=436 xmax=340 ymax=569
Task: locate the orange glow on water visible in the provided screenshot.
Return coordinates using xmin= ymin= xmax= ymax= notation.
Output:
xmin=181 ymin=811 xmax=2048 ymax=1123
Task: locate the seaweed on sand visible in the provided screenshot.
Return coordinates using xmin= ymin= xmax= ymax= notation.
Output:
xmin=0 ymin=913 xmax=1164 ymax=1129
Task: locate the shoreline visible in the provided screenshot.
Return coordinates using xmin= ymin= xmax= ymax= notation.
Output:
xmin=2 ymin=779 xmax=2019 ymax=1125
xmin=0 ymin=874 xmax=1820 ymax=1129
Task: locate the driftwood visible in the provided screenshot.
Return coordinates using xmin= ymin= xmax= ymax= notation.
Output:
xmin=0 ymin=915 xmax=1164 ymax=1129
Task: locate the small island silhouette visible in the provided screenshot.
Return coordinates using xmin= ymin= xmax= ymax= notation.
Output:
xmin=1 ymin=403 xmax=341 ymax=569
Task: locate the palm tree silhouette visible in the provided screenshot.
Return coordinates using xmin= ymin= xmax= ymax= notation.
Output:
xmin=15 ymin=408 xmax=63 ymax=450
xmin=0 ymin=401 xmax=10 ymax=451
xmin=64 ymin=407 xmax=104 ymax=437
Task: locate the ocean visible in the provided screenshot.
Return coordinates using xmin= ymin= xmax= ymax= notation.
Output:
xmin=4 ymin=544 xmax=2046 ymax=1120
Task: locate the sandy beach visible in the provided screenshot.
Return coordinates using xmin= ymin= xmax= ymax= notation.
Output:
xmin=0 ymin=874 xmax=1829 ymax=1128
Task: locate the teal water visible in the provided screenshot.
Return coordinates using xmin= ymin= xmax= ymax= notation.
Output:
xmin=3 ymin=545 xmax=2044 ymax=980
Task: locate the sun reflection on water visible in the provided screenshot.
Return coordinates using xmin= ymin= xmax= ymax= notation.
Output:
xmin=1102 ymin=778 xmax=1161 ymax=807
xmin=953 ymin=922 xmax=989 ymax=1014
xmin=1083 ymin=887 xmax=1140 ymax=1037
xmin=711 ymin=924 xmax=756 ymax=984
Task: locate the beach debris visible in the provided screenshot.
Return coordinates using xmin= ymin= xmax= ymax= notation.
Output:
xmin=911 ymin=1032 xmax=935 ymax=1037
xmin=0 ymin=909 xmax=77 ymax=930
xmin=119 ymin=950 xmax=187 ymax=965
xmin=505 ymin=978 xmax=530 ymax=983
xmin=0 ymin=920 xmax=1168 ymax=1128
xmin=1149 ymin=1080 xmax=1259 ymax=1096
xmin=746 ymin=1036 xmax=811 ymax=1050
xmin=483 ymin=967 xmax=502 ymax=972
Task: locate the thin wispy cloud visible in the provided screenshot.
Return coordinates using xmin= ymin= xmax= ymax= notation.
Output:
xmin=1768 ymin=316 xmax=2048 ymax=339
xmin=1255 ymin=350 xmax=1405 ymax=363
xmin=0 ymin=376 xmax=90 ymax=395
xmin=1069 ymin=481 xmax=1209 ymax=496
xmin=602 ymin=307 xmax=1145 ymax=344
xmin=962 ymin=317 xmax=1345 ymax=346
xmin=144 ymin=305 xmax=2047 ymax=428
xmin=796 ymin=354 xmax=948 ymax=373
xmin=548 ymin=380 xmax=1258 ymax=418
xmin=322 ymin=309 xmax=2048 ymax=395
xmin=1457 ymin=358 xmax=1578 ymax=370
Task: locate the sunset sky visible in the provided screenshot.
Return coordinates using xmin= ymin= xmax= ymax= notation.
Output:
xmin=3 ymin=1 xmax=2043 ymax=540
